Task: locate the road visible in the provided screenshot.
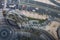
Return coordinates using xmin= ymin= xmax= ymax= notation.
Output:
xmin=0 ymin=0 xmax=60 ymax=26
xmin=19 ymin=1 xmax=60 ymax=18
xmin=49 ymin=0 xmax=60 ymax=6
xmin=34 ymin=0 xmax=56 ymax=6
xmin=0 ymin=10 xmax=8 ymax=26
xmin=3 ymin=0 xmax=60 ymax=19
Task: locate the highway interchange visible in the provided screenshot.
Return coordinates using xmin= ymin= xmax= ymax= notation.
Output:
xmin=0 ymin=0 xmax=60 ymax=40
xmin=0 ymin=0 xmax=60 ymax=30
xmin=0 ymin=0 xmax=60 ymax=29
xmin=0 ymin=0 xmax=60 ymax=18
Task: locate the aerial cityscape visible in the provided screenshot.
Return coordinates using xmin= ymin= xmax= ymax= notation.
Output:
xmin=0 ymin=0 xmax=60 ymax=40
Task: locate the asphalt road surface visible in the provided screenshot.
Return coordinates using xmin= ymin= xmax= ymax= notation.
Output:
xmin=19 ymin=1 xmax=60 ymax=18
xmin=0 ymin=10 xmax=7 ymax=26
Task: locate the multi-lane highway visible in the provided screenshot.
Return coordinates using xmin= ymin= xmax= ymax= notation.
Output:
xmin=0 ymin=0 xmax=60 ymax=40
xmin=49 ymin=0 xmax=60 ymax=6
xmin=18 ymin=1 xmax=60 ymax=18
xmin=0 ymin=0 xmax=60 ymax=27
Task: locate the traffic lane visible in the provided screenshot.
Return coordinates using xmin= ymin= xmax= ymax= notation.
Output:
xmin=26 ymin=7 xmax=60 ymax=18
xmin=18 ymin=1 xmax=60 ymax=14
xmin=9 ymin=1 xmax=60 ymax=13
xmin=29 ymin=1 xmax=60 ymax=11
xmin=0 ymin=11 xmax=8 ymax=25
xmin=5 ymin=1 xmax=60 ymax=18
xmin=0 ymin=4 xmax=3 ymax=9
xmin=19 ymin=5 xmax=60 ymax=18
xmin=49 ymin=0 xmax=60 ymax=6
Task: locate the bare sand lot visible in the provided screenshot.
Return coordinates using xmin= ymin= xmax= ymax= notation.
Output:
xmin=20 ymin=10 xmax=49 ymax=20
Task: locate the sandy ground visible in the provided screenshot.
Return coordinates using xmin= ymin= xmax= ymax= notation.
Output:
xmin=20 ymin=10 xmax=49 ymax=20
xmin=16 ymin=9 xmax=49 ymax=20
xmin=46 ymin=21 xmax=60 ymax=40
